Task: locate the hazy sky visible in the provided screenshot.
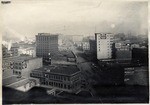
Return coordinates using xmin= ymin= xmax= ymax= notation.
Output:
xmin=1 ymin=0 xmax=148 ymax=40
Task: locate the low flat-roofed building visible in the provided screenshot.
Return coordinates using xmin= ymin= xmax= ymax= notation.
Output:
xmin=30 ymin=65 xmax=81 ymax=93
xmin=3 ymin=55 xmax=43 ymax=78
xmin=124 ymin=66 xmax=148 ymax=86
xmin=51 ymin=51 xmax=76 ymax=65
xmin=132 ymin=48 xmax=148 ymax=65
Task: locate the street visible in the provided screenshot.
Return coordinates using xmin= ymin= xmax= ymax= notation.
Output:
xmin=71 ymin=46 xmax=97 ymax=97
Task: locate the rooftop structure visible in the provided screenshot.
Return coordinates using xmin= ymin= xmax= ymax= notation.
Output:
xmin=33 ymin=65 xmax=80 ymax=76
xmin=51 ymin=51 xmax=76 ymax=65
xmin=3 ymin=55 xmax=38 ymax=62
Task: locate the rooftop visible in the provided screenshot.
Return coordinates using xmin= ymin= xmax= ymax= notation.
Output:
xmin=3 ymin=55 xmax=41 ymax=62
xmin=37 ymin=33 xmax=59 ymax=36
xmin=51 ymin=51 xmax=75 ymax=60
xmin=33 ymin=65 xmax=80 ymax=76
xmin=3 ymin=76 xmax=25 ymax=86
xmin=60 ymin=51 xmax=75 ymax=58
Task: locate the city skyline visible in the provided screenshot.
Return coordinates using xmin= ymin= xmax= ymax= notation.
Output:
xmin=2 ymin=0 xmax=149 ymax=104
xmin=2 ymin=0 xmax=148 ymax=42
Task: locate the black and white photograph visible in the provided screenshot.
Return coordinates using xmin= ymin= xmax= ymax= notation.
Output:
xmin=1 ymin=0 xmax=149 ymax=104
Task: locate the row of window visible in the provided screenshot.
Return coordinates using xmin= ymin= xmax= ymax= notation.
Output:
xmin=14 ymin=66 xmax=23 ymax=69
xmin=45 ymin=74 xmax=70 ymax=81
xmin=36 ymin=38 xmax=58 ymax=42
xmin=14 ymin=62 xmax=22 ymax=65
xmin=36 ymin=49 xmax=57 ymax=52
xmin=36 ymin=49 xmax=58 ymax=52
xmin=3 ymin=65 xmax=27 ymax=70
xmin=13 ymin=65 xmax=27 ymax=70
xmin=31 ymin=73 xmax=42 ymax=77
xmin=98 ymin=49 xmax=111 ymax=51
xmin=31 ymin=73 xmax=70 ymax=81
xmin=37 ymin=41 xmax=58 ymax=44
xmin=41 ymin=81 xmax=71 ymax=89
xmin=13 ymin=70 xmax=21 ymax=75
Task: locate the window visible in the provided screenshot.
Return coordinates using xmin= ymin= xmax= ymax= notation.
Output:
xmin=45 ymin=74 xmax=48 ymax=78
xmin=64 ymin=84 xmax=66 ymax=89
xmin=64 ymin=77 xmax=66 ymax=81
xmin=30 ymin=73 xmax=33 ymax=76
xmin=45 ymin=81 xmax=48 ymax=85
xmin=43 ymin=82 xmax=45 ymax=85
xmin=58 ymin=76 xmax=60 ymax=79
xmin=68 ymin=85 xmax=70 ymax=89
xmin=54 ymin=82 xmax=56 ymax=86
xmin=55 ymin=83 xmax=58 ymax=87
xmin=14 ymin=66 xmax=17 ymax=69
xmin=61 ymin=84 xmax=63 ymax=88
xmin=60 ymin=76 xmax=62 ymax=80
xmin=49 ymin=82 xmax=51 ymax=85
xmin=59 ymin=83 xmax=61 ymax=88
xmin=67 ymin=77 xmax=70 ymax=81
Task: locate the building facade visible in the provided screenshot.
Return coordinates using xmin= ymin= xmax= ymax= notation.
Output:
xmin=36 ymin=33 xmax=59 ymax=61
xmin=30 ymin=65 xmax=81 ymax=93
xmin=51 ymin=51 xmax=76 ymax=65
xmin=10 ymin=46 xmax=19 ymax=57
xmin=95 ymin=33 xmax=113 ymax=60
xmin=2 ymin=56 xmax=43 ymax=78
xmin=124 ymin=66 xmax=148 ymax=86
xmin=132 ymin=48 xmax=148 ymax=65
xmin=82 ymin=42 xmax=90 ymax=51
xmin=18 ymin=47 xmax=36 ymax=57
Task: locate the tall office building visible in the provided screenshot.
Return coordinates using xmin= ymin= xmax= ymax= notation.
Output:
xmin=95 ymin=33 xmax=113 ymax=60
xmin=36 ymin=33 xmax=58 ymax=61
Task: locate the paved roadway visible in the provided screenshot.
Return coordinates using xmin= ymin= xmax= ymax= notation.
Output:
xmin=71 ymin=46 xmax=97 ymax=97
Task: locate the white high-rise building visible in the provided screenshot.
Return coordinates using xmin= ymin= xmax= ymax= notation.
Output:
xmin=95 ymin=33 xmax=113 ymax=60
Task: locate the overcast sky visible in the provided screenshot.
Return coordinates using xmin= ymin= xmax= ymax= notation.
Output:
xmin=1 ymin=0 xmax=148 ymax=41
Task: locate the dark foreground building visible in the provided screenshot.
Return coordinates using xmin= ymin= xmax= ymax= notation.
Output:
xmin=132 ymin=48 xmax=148 ymax=65
xmin=30 ymin=65 xmax=81 ymax=93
